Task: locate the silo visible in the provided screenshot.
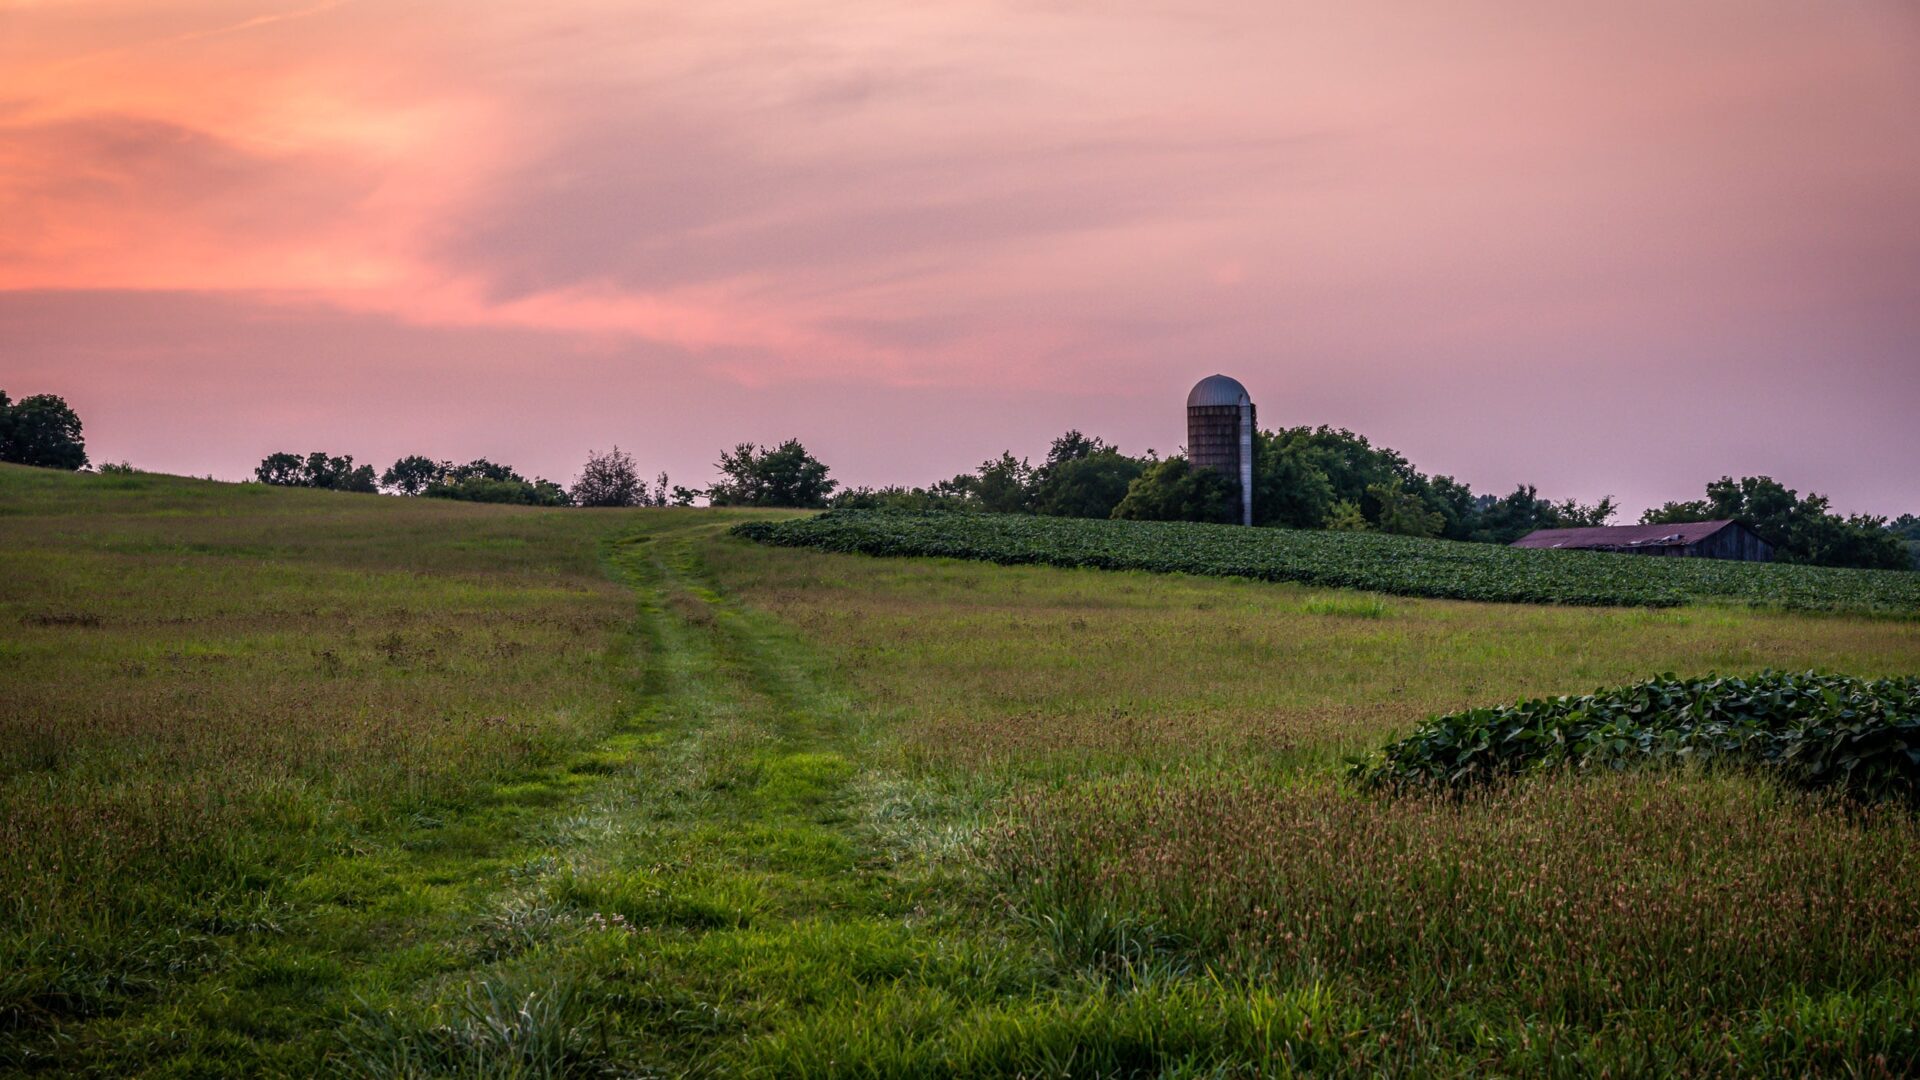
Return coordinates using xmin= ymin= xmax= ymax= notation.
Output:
xmin=1186 ymin=374 xmax=1255 ymax=526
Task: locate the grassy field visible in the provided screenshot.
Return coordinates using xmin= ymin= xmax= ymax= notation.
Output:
xmin=4 ymin=464 xmax=1919 ymax=1075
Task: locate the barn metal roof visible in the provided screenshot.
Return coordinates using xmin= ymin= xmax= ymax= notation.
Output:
xmin=1512 ymin=520 xmax=1742 ymax=550
xmin=1187 ymin=374 xmax=1251 ymax=408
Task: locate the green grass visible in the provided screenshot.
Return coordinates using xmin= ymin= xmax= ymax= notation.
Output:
xmin=5 ymin=463 xmax=1920 ymax=1075
xmin=735 ymin=509 xmax=1920 ymax=614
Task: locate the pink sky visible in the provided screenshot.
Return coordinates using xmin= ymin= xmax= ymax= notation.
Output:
xmin=4 ymin=1 xmax=1918 ymax=516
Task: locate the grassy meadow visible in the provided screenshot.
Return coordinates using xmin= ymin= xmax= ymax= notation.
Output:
xmin=4 ymin=463 xmax=1919 ymax=1075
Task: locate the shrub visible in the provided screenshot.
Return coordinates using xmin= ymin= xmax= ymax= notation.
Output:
xmin=1350 ymin=671 xmax=1920 ymax=804
xmin=570 ymin=447 xmax=645 ymax=508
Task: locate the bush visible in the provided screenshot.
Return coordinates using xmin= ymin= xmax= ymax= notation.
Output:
xmin=707 ymin=439 xmax=835 ymax=508
xmin=570 ymin=447 xmax=645 ymax=508
xmin=1350 ymin=671 xmax=1920 ymax=804
xmin=423 ymin=476 xmax=571 ymax=506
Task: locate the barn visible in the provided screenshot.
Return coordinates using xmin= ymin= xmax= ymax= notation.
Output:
xmin=1512 ymin=520 xmax=1774 ymax=562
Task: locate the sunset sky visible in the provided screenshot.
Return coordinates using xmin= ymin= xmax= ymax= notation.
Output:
xmin=5 ymin=1 xmax=1917 ymax=516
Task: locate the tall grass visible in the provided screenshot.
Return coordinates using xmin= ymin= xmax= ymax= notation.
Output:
xmin=0 ymin=466 xmax=637 ymax=1025
xmin=990 ymin=772 xmax=1920 ymax=1039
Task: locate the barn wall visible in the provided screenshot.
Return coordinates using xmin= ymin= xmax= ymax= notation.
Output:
xmin=1680 ymin=527 xmax=1773 ymax=562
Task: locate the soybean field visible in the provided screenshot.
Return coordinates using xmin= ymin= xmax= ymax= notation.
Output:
xmin=735 ymin=509 xmax=1920 ymax=614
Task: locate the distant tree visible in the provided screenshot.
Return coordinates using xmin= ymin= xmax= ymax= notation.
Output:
xmin=1028 ymin=432 xmax=1144 ymax=519
xmin=1553 ymin=495 xmax=1618 ymax=528
xmin=571 ymin=446 xmax=646 ymax=507
xmin=382 ymin=455 xmax=445 ymax=496
xmin=1641 ymin=499 xmax=1711 ymax=525
xmin=1468 ymin=485 xmax=1564 ymax=545
xmin=254 ymin=451 xmax=376 ymax=492
xmin=669 ymin=484 xmax=701 ymax=508
xmin=971 ymin=453 xmax=1032 ymax=513
xmin=651 ymin=472 xmax=671 ymax=508
xmin=0 ymin=391 xmax=88 ymax=470
xmin=255 ymin=452 xmax=306 ymax=486
xmin=426 ymin=475 xmax=571 ymax=506
xmin=1891 ymin=514 xmax=1920 ymax=571
xmin=830 ymin=484 xmax=971 ymax=512
xmin=1423 ymin=474 xmax=1480 ymax=541
xmin=1112 ymin=455 xmax=1237 ymax=523
xmin=1250 ymin=434 xmax=1336 ymax=530
xmin=1266 ymin=426 xmax=1418 ymax=526
xmin=707 ymin=439 xmax=836 ymax=508
xmin=1369 ymin=482 xmax=1445 ymax=538
xmin=444 ymin=458 xmax=521 ymax=484
xmin=1325 ymin=500 xmax=1370 ymax=531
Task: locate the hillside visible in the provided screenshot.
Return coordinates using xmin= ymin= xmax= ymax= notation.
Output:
xmin=736 ymin=509 xmax=1920 ymax=614
xmin=5 ymin=465 xmax=1919 ymax=1075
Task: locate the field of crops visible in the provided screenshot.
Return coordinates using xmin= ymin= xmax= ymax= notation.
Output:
xmin=735 ymin=510 xmax=1920 ymax=614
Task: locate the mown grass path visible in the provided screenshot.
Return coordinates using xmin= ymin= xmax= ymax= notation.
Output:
xmin=328 ymin=516 xmax=991 ymax=1076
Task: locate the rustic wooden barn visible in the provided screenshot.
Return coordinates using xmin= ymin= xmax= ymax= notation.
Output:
xmin=1511 ymin=520 xmax=1774 ymax=562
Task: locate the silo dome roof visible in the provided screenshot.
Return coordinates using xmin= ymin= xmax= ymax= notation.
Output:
xmin=1187 ymin=374 xmax=1251 ymax=408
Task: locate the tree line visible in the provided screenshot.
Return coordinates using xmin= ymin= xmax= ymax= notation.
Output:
xmin=6 ymin=387 xmax=1912 ymax=571
xmin=247 ymin=438 xmax=838 ymax=511
xmin=829 ymin=426 xmax=1911 ymax=570
xmin=832 ymin=426 xmax=1616 ymax=543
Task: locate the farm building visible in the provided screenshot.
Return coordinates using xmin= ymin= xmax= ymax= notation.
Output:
xmin=1187 ymin=374 xmax=1256 ymax=526
xmin=1512 ymin=520 xmax=1773 ymax=562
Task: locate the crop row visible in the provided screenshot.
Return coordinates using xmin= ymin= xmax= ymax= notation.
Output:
xmin=731 ymin=510 xmax=1920 ymax=613
xmin=1350 ymin=670 xmax=1920 ymax=804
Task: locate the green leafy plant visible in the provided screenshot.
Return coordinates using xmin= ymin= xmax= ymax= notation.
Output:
xmin=1350 ymin=671 xmax=1920 ymax=804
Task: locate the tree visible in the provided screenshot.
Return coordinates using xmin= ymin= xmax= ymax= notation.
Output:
xmin=254 ymin=451 xmax=376 ymax=492
xmin=1423 ymin=475 xmax=1480 ymax=541
xmin=1468 ymin=485 xmax=1564 ymax=545
xmin=707 ymin=439 xmax=837 ymax=508
xmin=571 ymin=447 xmax=646 ymax=507
xmin=972 ymin=453 xmax=1033 ymax=514
xmin=0 ymin=391 xmax=88 ymax=470
xmin=1891 ymin=515 xmax=1920 ymax=571
xmin=1031 ymin=451 xmax=1144 ymax=519
xmin=426 ymin=475 xmax=571 ymax=506
xmin=1112 ymin=456 xmax=1238 ymax=523
xmin=1369 ymin=482 xmax=1445 ymax=538
xmin=1642 ymin=499 xmax=1712 ymax=526
xmin=1028 ymin=432 xmax=1144 ymax=519
xmin=831 ymin=484 xmax=972 ymax=512
xmin=1249 ymin=433 xmax=1336 ymax=529
xmin=444 ymin=458 xmax=520 ymax=484
xmin=1325 ymin=500 xmax=1370 ymax=531
xmin=382 ymin=455 xmax=444 ymax=496
xmin=1553 ymin=495 xmax=1618 ymax=528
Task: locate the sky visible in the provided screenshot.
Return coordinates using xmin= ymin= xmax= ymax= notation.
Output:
xmin=4 ymin=0 xmax=1918 ymax=517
